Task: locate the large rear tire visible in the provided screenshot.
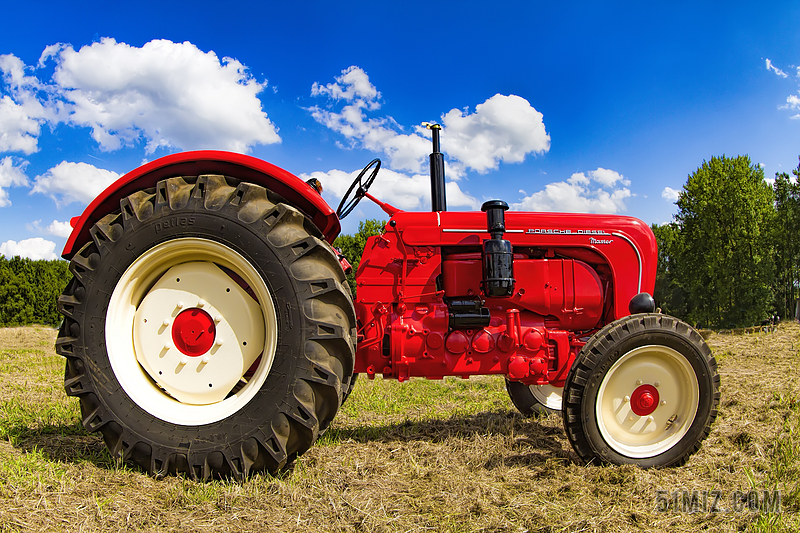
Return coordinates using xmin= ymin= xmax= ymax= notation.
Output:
xmin=56 ymin=175 xmax=356 ymax=480
xmin=562 ymin=313 xmax=719 ymax=467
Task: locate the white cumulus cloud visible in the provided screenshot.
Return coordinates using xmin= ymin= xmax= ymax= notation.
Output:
xmin=46 ymin=219 xmax=72 ymax=238
xmin=440 ymin=94 xmax=550 ymax=173
xmin=661 ymin=186 xmax=681 ymax=202
xmin=53 ymin=39 xmax=279 ymax=153
xmin=511 ymin=169 xmax=632 ymax=214
xmin=0 ymin=54 xmax=58 ymax=154
xmin=29 ymin=219 xmax=73 ymax=238
xmin=0 ymin=39 xmax=280 ymax=155
xmin=783 ymin=94 xmax=800 ymax=119
xmin=577 ymin=168 xmax=630 ymax=188
xmin=308 ymin=67 xmax=550 ymax=177
xmin=31 ymin=161 xmax=120 ymax=206
xmin=0 ymin=156 xmax=29 ymax=207
xmin=311 ymin=66 xmax=381 ymax=106
xmin=0 ymin=237 xmax=57 ymax=260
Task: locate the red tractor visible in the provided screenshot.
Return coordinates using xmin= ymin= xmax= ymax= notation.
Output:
xmin=56 ymin=124 xmax=719 ymax=479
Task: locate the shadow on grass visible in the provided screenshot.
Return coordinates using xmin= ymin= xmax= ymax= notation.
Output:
xmin=8 ymin=421 xmax=117 ymax=469
xmin=7 ymin=410 xmax=575 ymax=474
xmin=319 ymin=409 xmax=576 ymax=467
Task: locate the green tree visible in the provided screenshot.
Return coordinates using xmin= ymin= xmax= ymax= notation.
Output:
xmin=0 ymin=260 xmax=35 ymax=326
xmin=0 ymin=256 xmax=71 ymax=326
xmin=333 ymin=219 xmax=386 ymax=296
xmin=651 ymin=222 xmax=687 ymax=318
xmin=675 ymin=155 xmax=774 ymax=327
xmin=772 ymin=158 xmax=800 ymax=321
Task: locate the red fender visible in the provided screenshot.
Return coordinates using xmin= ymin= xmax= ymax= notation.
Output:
xmin=62 ymin=151 xmax=341 ymax=259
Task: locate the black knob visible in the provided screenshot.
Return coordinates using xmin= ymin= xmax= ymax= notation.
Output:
xmin=481 ymin=200 xmax=509 ymax=236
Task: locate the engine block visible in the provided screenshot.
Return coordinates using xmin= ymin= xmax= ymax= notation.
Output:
xmin=353 ymin=209 xmax=656 ymax=386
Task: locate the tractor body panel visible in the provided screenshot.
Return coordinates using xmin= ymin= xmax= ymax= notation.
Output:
xmin=62 ymin=151 xmax=340 ymax=259
xmin=353 ymin=209 xmax=656 ymax=385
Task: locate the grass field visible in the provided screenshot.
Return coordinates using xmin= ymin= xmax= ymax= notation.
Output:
xmin=1 ymin=323 xmax=799 ymax=532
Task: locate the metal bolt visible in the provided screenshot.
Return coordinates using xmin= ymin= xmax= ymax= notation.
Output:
xmin=201 ymin=355 xmax=211 ymax=364
xmin=163 ymin=344 xmax=170 ymax=350
xmin=214 ymin=315 xmax=222 ymax=323
xmin=647 ymin=416 xmax=655 ymax=423
xmin=661 ymin=400 xmax=667 ymax=406
xmin=198 ymin=299 xmax=206 ymax=308
xmin=654 ymin=381 xmax=661 ymax=387
xmin=624 ymin=395 xmax=631 ymax=403
xmin=162 ymin=319 xmax=170 ymax=327
xmin=179 ymin=356 xmax=189 ymax=365
xmin=177 ymin=301 xmax=185 ymax=309
xmin=636 ymin=379 xmax=643 ymax=386
xmin=215 ymin=338 xmax=224 ymax=347
xmin=628 ymin=415 xmax=635 ymax=421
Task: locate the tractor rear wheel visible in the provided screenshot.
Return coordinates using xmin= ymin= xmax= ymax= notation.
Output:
xmin=562 ymin=313 xmax=719 ymax=467
xmin=342 ymin=373 xmax=359 ymax=403
xmin=505 ymin=380 xmax=562 ymax=416
xmin=56 ymin=175 xmax=356 ymax=479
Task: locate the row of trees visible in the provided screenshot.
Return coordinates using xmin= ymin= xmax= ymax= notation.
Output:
xmin=654 ymin=155 xmax=800 ymax=328
xmin=0 ymin=257 xmax=71 ymax=327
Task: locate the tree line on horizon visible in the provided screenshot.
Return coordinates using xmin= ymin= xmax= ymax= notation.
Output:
xmin=0 ymin=256 xmax=70 ymax=327
xmin=0 ymin=154 xmax=797 ymax=329
xmin=654 ymin=155 xmax=800 ymax=328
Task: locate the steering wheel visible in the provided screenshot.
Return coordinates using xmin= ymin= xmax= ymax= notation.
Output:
xmin=336 ymin=158 xmax=381 ymax=219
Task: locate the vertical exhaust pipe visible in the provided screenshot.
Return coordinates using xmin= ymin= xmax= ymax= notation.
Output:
xmin=424 ymin=122 xmax=447 ymax=212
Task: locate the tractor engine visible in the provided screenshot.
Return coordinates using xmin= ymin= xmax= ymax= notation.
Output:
xmin=353 ymin=198 xmax=655 ymax=386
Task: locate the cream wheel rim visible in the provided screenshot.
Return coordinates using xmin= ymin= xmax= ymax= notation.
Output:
xmin=530 ymin=384 xmax=563 ymax=411
xmin=596 ymin=345 xmax=699 ymax=458
xmin=106 ymin=238 xmax=278 ymax=426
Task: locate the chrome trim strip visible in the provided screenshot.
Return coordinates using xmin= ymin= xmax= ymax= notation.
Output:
xmin=441 ymin=228 xmax=524 ymax=233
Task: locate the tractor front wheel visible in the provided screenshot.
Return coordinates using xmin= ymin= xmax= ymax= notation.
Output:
xmin=505 ymin=380 xmax=562 ymax=416
xmin=562 ymin=314 xmax=719 ymax=467
xmin=56 ymin=175 xmax=356 ymax=479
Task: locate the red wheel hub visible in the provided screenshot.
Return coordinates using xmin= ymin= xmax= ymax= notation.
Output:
xmin=630 ymin=384 xmax=659 ymax=416
xmin=172 ymin=308 xmax=216 ymax=356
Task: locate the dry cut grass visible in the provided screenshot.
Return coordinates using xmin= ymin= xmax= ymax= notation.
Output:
xmin=1 ymin=323 xmax=799 ymax=532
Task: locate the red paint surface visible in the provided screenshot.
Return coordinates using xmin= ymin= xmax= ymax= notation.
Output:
xmin=172 ymin=308 xmax=216 ymax=356
xmin=353 ymin=207 xmax=656 ymax=385
xmin=62 ymin=151 xmax=340 ymax=258
xmin=630 ymin=384 xmax=660 ymax=416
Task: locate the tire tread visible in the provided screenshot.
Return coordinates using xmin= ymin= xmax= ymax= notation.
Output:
xmin=562 ymin=313 xmax=720 ymax=468
xmin=56 ymin=175 xmax=355 ymax=480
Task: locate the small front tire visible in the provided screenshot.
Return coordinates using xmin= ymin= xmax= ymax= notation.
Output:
xmin=562 ymin=313 xmax=719 ymax=467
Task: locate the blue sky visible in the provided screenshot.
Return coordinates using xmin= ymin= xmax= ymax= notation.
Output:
xmin=1 ymin=1 xmax=799 ymax=260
